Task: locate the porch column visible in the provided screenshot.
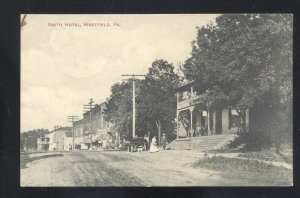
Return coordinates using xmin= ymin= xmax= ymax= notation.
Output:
xmin=207 ymin=106 xmax=211 ymax=136
xmin=191 ymin=86 xmax=194 ymax=97
xmin=190 ymin=106 xmax=194 ymax=137
xmin=176 ymin=110 xmax=179 ymax=139
xmin=190 ymin=86 xmax=194 ymax=137
xmin=206 ymin=89 xmax=211 ymax=136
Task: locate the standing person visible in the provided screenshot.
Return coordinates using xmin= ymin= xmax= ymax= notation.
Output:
xmin=144 ymin=134 xmax=149 ymax=150
xmin=102 ymin=140 xmax=107 ymax=150
xmin=149 ymin=136 xmax=159 ymax=153
xmin=161 ymin=133 xmax=167 ymax=150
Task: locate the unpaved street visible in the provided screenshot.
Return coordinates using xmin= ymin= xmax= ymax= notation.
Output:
xmin=21 ymin=150 xmax=255 ymax=186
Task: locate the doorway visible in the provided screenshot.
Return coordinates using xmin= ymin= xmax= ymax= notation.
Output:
xmin=216 ymin=109 xmax=222 ymax=134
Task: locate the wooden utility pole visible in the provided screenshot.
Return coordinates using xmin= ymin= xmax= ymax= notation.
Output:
xmin=67 ymin=116 xmax=79 ymax=151
xmin=121 ymin=74 xmax=145 ymax=138
xmin=83 ymin=98 xmax=95 ymax=150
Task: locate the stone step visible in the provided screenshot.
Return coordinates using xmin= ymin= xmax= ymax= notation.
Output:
xmin=192 ymin=144 xmax=221 ymax=148
xmin=173 ymin=139 xmax=227 ymax=145
xmin=193 ymin=145 xmax=220 ymax=149
xmin=192 ymin=142 xmax=226 ymax=146
xmin=194 ymin=139 xmax=226 ymax=143
xmin=170 ymin=134 xmax=237 ymax=151
xmin=177 ymin=136 xmax=227 ymax=141
xmin=171 ymin=140 xmax=224 ymax=147
xmin=192 ymin=140 xmax=223 ymax=144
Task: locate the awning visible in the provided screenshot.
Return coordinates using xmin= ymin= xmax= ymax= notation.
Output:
xmin=74 ymin=132 xmax=110 ymax=144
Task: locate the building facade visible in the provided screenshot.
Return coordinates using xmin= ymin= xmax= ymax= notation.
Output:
xmin=47 ymin=131 xmax=56 ymax=151
xmin=37 ymin=136 xmax=50 ymax=152
xmin=73 ymin=102 xmax=114 ymax=149
xmin=170 ymin=81 xmax=250 ymax=150
xmin=45 ymin=127 xmax=72 ymax=151
xmin=176 ymin=81 xmax=250 ymax=138
xmin=55 ymin=127 xmax=72 ymax=151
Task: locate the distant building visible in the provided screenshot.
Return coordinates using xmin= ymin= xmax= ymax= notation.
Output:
xmin=45 ymin=127 xmax=72 ymax=151
xmin=53 ymin=127 xmax=72 ymax=151
xmin=73 ymin=102 xmax=115 ymax=149
xmin=37 ymin=136 xmax=50 ymax=151
xmin=47 ymin=131 xmax=56 ymax=151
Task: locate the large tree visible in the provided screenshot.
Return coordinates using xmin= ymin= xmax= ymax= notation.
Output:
xmin=105 ymin=81 xmax=137 ymax=140
xmin=139 ymin=59 xmax=179 ymax=144
xmin=183 ymin=14 xmax=292 ymax=148
xmin=105 ymin=60 xmax=179 ymax=143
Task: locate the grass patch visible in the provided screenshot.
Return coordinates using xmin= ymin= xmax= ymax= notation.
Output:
xmin=238 ymin=149 xmax=293 ymax=164
xmin=20 ymin=154 xmax=63 ymax=169
xmin=193 ymin=156 xmax=292 ymax=185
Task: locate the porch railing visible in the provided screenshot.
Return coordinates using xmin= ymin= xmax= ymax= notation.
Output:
xmin=178 ymin=94 xmax=206 ymax=110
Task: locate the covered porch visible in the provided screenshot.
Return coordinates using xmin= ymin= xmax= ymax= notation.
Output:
xmin=173 ymin=81 xmax=249 ymax=150
xmin=176 ymin=81 xmax=249 ymax=138
xmin=176 ymin=81 xmax=217 ymax=139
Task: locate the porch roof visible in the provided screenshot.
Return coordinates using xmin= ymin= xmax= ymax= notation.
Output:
xmin=176 ymin=81 xmax=195 ymax=92
xmin=176 ymin=80 xmax=206 ymax=93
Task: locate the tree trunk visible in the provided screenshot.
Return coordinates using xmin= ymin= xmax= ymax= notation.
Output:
xmin=146 ymin=120 xmax=151 ymax=148
xmin=155 ymin=120 xmax=162 ymax=145
xmin=242 ymin=111 xmax=247 ymax=133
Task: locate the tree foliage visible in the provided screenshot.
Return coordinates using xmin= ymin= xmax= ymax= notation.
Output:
xmin=139 ymin=59 xmax=179 ymax=143
xmin=183 ymin=14 xmax=292 ymax=148
xmin=105 ymin=59 xmax=179 ymax=144
xmin=20 ymin=128 xmax=49 ymax=151
xmin=105 ymin=81 xmax=140 ymax=140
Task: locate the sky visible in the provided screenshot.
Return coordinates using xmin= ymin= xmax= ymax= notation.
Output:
xmin=21 ymin=14 xmax=219 ymax=132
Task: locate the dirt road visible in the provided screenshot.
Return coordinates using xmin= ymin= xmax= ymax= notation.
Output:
xmin=20 ymin=150 xmax=254 ymax=186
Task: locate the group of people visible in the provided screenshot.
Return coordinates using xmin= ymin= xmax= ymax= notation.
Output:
xmin=147 ymin=133 xmax=167 ymax=153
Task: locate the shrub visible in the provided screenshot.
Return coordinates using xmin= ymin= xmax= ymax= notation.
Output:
xmin=193 ymin=156 xmax=292 ymax=185
xmin=228 ymin=132 xmax=272 ymax=151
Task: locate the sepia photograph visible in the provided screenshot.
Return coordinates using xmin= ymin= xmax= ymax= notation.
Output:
xmin=20 ymin=14 xmax=293 ymax=187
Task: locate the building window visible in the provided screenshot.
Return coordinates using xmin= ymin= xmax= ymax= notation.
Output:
xmin=229 ymin=108 xmax=241 ymax=128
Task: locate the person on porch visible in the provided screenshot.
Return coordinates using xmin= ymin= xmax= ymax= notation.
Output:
xmin=189 ymin=128 xmax=195 ymax=137
xmin=200 ymin=126 xmax=206 ymax=136
xmin=195 ymin=127 xmax=201 ymax=137
xmin=205 ymin=125 xmax=208 ymax=135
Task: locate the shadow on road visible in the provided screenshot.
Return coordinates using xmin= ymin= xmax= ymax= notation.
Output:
xmin=21 ymin=154 xmax=64 ymax=169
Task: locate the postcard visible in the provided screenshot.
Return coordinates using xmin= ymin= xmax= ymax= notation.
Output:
xmin=20 ymin=14 xmax=293 ymax=187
